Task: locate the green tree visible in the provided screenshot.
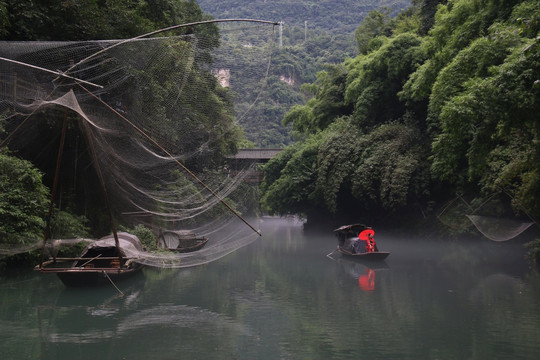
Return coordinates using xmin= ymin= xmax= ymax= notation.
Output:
xmin=260 ymin=135 xmax=323 ymax=216
xmin=1 ymin=0 xmax=212 ymax=41
xmin=282 ymin=65 xmax=351 ymax=136
xmin=431 ymin=36 xmax=540 ymax=214
xmin=427 ymin=28 xmax=522 ymax=136
xmin=412 ymin=0 xmax=448 ymax=35
xmin=317 ymin=120 xmax=430 ymax=215
xmin=0 ymin=152 xmax=49 ymax=244
xmin=401 ymin=0 xmax=521 ymax=108
xmin=346 ymin=33 xmax=426 ymax=130
xmin=354 ymin=8 xmax=393 ymax=54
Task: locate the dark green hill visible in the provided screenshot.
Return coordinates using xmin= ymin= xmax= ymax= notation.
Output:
xmin=197 ymin=0 xmax=412 ymax=147
xmin=196 ymin=0 xmax=410 ymax=33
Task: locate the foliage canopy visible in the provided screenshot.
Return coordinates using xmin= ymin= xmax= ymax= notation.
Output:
xmin=262 ymin=0 xmax=540 ymax=231
xmin=0 ymin=152 xmax=48 ymax=244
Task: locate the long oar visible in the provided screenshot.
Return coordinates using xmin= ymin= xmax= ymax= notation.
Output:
xmin=326 ymin=248 xmax=337 ymax=259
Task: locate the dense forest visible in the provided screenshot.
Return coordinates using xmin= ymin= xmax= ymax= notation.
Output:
xmin=260 ymin=0 xmax=540 ymax=244
xmin=197 ymin=0 xmax=410 ymax=33
xmin=197 ymin=0 xmax=412 ymax=147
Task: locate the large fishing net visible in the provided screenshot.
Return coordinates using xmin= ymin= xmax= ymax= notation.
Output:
xmin=437 ymin=191 xmax=536 ymax=242
xmin=0 ymin=20 xmax=279 ymax=267
xmin=465 ymin=215 xmax=534 ymax=242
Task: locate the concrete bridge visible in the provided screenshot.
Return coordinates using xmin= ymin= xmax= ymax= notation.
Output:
xmin=229 ymin=148 xmax=283 ymax=162
xmin=227 ymin=148 xmax=283 ymax=183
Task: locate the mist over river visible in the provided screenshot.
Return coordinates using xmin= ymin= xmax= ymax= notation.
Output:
xmin=1 ymin=217 xmax=540 ymax=359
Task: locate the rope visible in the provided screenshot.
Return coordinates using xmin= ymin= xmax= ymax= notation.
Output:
xmin=498 ymin=186 xmax=540 ymax=229
xmin=103 ymin=270 xmax=124 ymax=297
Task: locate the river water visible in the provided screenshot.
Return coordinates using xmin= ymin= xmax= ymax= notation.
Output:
xmin=1 ymin=217 xmax=540 ymax=360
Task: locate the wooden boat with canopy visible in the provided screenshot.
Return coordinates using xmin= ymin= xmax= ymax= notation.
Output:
xmin=333 ymin=224 xmax=390 ymax=260
xmin=39 ymin=232 xmax=145 ymax=287
xmin=31 ymin=109 xmax=146 ymax=287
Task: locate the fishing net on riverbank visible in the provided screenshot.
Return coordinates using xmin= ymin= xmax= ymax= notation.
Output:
xmin=465 ymin=215 xmax=534 ymax=242
xmin=25 ymin=215 xmax=261 ymax=269
xmin=0 ymin=20 xmax=278 ymax=265
xmin=437 ymin=191 xmax=537 ymax=242
xmin=133 ymin=215 xmax=262 ymax=268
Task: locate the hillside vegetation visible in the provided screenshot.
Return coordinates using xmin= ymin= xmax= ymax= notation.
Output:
xmin=197 ymin=0 xmax=410 ymax=33
xmin=197 ymin=0 xmax=412 ymax=147
xmin=260 ymin=0 xmax=540 ymax=235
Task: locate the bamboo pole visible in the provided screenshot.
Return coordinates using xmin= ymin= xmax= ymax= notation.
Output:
xmin=0 ymin=57 xmax=103 ymax=88
xmin=77 ymin=83 xmax=262 ymax=237
xmin=56 ymin=19 xmax=280 ymax=83
xmin=39 ymin=114 xmax=68 ymax=269
xmin=79 ymin=254 xmax=103 ymax=268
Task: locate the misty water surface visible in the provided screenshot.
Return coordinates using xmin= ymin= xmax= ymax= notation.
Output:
xmin=1 ymin=217 xmax=540 ymax=359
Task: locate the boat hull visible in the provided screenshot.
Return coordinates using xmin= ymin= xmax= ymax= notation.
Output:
xmin=54 ymin=265 xmax=143 ymax=287
xmin=167 ymin=238 xmax=208 ymax=253
xmin=159 ymin=230 xmax=208 ymax=253
xmin=38 ymin=232 xmax=146 ymax=287
xmin=337 ymin=247 xmax=390 ymax=260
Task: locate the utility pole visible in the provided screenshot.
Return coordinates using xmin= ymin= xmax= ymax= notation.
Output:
xmin=305 ymin=21 xmax=307 ymax=42
xmin=279 ymin=21 xmax=283 ymax=48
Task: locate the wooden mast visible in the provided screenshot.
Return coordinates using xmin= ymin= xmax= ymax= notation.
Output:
xmin=39 ymin=113 xmax=68 ymax=269
xmin=39 ymin=108 xmax=123 ymax=269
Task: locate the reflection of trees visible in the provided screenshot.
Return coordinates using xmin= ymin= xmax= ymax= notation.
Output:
xmin=218 ymin=237 xmax=539 ymax=359
xmin=0 ymin=272 xmax=52 ymax=359
xmin=2 ymin=234 xmax=540 ymax=359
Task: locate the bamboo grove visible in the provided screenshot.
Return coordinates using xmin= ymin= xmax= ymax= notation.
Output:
xmin=261 ymin=0 xmax=540 ymax=235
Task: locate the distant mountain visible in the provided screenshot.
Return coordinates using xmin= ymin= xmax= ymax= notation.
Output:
xmin=196 ymin=0 xmax=411 ymax=33
xmin=196 ymin=0 xmax=413 ymax=147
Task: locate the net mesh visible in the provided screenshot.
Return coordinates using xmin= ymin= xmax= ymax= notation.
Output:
xmin=465 ymin=215 xmax=533 ymax=242
xmin=436 ymin=193 xmax=475 ymax=231
xmin=438 ymin=192 xmax=537 ymax=241
xmin=0 ymin=20 xmax=278 ymax=266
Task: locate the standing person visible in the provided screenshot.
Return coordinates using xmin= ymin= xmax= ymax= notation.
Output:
xmin=366 ymin=232 xmax=378 ymax=252
xmin=358 ymin=229 xmax=376 ymax=252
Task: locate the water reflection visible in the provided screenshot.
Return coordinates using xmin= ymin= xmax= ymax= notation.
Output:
xmin=41 ymin=303 xmax=249 ymax=344
xmin=1 ymin=219 xmax=540 ymax=360
xmin=358 ymin=268 xmax=375 ymax=291
xmin=469 ymin=273 xmax=524 ymax=303
xmin=334 ymin=258 xmax=389 ymax=291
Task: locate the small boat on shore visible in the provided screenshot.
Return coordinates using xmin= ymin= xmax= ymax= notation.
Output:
xmin=158 ymin=230 xmax=208 ymax=253
xmin=332 ymin=224 xmax=390 ymax=260
xmin=38 ymin=232 xmax=145 ymax=287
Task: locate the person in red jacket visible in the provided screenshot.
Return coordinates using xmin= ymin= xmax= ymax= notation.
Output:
xmin=366 ymin=232 xmax=377 ymax=252
xmin=359 ymin=229 xmax=378 ymax=253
